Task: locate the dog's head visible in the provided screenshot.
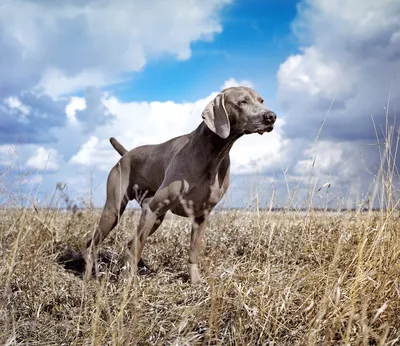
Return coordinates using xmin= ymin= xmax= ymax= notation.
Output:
xmin=201 ymin=86 xmax=277 ymax=139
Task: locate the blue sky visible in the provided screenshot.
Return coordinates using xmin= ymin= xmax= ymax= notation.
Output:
xmin=112 ymin=0 xmax=299 ymax=104
xmin=0 ymin=0 xmax=399 ymax=209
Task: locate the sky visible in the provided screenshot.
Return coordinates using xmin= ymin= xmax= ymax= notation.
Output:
xmin=0 ymin=0 xmax=399 ymax=210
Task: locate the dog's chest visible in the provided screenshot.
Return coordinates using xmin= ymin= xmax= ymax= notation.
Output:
xmin=169 ymin=156 xmax=231 ymax=217
xmin=186 ymin=169 xmax=230 ymax=212
xmin=189 ymin=179 xmax=222 ymax=204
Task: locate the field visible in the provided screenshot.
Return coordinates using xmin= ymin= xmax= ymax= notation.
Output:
xmin=1 ymin=207 xmax=400 ymax=345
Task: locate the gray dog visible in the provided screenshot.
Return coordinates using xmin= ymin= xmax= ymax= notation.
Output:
xmin=86 ymin=86 xmax=277 ymax=283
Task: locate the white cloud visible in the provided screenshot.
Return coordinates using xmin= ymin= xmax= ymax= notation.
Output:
xmin=294 ymin=140 xmax=358 ymax=187
xmin=222 ymin=78 xmax=254 ymax=90
xmin=65 ymin=96 xmax=86 ymax=124
xmin=230 ymin=120 xmax=287 ymax=174
xmin=278 ymin=0 xmax=400 ymax=135
xmin=0 ymin=0 xmax=231 ymax=98
xmin=40 ymin=68 xmax=110 ymax=99
xmin=26 ymin=147 xmax=62 ymax=172
xmin=0 ymin=0 xmax=232 ymax=149
xmin=5 ymin=97 xmax=31 ymax=115
xmin=277 ymin=47 xmax=347 ymax=97
xmin=275 ymin=0 xmax=400 ymax=207
xmin=0 ymin=92 xmax=66 ymax=145
xmin=70 ymin=136 xmax=117 ymax=172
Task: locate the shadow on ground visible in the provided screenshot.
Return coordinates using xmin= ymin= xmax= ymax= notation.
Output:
xmin=55 ymin=247 xmax=155 ymax=280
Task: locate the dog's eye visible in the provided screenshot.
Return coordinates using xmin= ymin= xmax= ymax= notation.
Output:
xmin=260 ymin=99 xmax=264 ymax=104
xmin=239 ymin=100 xmax=247 ymax=105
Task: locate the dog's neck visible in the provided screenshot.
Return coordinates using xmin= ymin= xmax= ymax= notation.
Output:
xmin=191 ymin=122 xmax=243 ymax=172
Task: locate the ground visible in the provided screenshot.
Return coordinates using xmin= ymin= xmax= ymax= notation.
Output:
xmin=1 ymin=208 xmax=400 ymax=345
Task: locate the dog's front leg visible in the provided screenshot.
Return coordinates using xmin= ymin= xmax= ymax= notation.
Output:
xmin=189 ymin=214 xmax=208 ymax=284
xmin=126 ymin=203 xmax=158 ymax=276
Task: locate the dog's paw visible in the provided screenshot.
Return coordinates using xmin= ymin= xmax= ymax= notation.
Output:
xmin=189 ymin=263 xmax=201 ymax=284
xmin=137 ymin=258 xmax=154 ymax=276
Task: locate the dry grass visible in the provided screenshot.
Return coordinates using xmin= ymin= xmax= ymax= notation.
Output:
xmin=1 ymin=207 xmax=400 ymax=345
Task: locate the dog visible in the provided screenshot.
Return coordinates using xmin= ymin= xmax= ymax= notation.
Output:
xmin=85 ymin=86 xmax=277 ymax=283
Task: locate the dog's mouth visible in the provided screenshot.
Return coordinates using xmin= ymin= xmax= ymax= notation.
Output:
xmin=243 ymin=120 xmax=275 ymax=135
xmin=256 ymin=125 xmax=274 ymax=135
xmin=244 ymin=124 xmax=274 ymax=135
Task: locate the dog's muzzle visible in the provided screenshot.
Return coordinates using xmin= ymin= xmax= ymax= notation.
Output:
xmin=255 ymin=111 xmax=276 ymax=135
xmin=262 ymin=111 xmax=277 ymax=125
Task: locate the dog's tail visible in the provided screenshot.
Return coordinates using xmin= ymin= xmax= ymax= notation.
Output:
xmin=110 ymin=137 xmax=128 ymax=156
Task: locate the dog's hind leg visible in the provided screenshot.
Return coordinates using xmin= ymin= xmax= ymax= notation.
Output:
xmin=85 ymin=164 xmax=130 ymax=279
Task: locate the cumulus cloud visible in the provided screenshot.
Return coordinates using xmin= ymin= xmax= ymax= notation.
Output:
xmin=276 ymin=0 xmax=400 ymax=207
xmin=280 ymin=0 xmax=400 ymax=138
xmin=0 ymin=0 xmax=231 ymax=98
xmin=5 ymin=97 xmax=31 ymax=116
xmin=222 ymin=78 xmax=254 ymax=90
xmin=0 ymin=93 xmax=67 ymax=145
xmin=26 ymin=147 xmax=62 ymax=172
xmin=65 ymin=96 xmax=86 ymax=124
xmin=70 ymin=136 xmax=115 ymax=172
xmin=230 ymin=120 xmax=287 ymax=174
xmin=0 ymin=0 xmax=231 ymax=145
xmin=74 ymin=87 xmax=112 ymax=132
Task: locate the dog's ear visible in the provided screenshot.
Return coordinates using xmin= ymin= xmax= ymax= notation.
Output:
xmin=201 ymin=93 xmax=230 ymax=139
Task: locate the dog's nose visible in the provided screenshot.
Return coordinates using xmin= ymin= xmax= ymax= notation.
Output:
xmin=263 ymin=111 xmax=277 ymax=122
